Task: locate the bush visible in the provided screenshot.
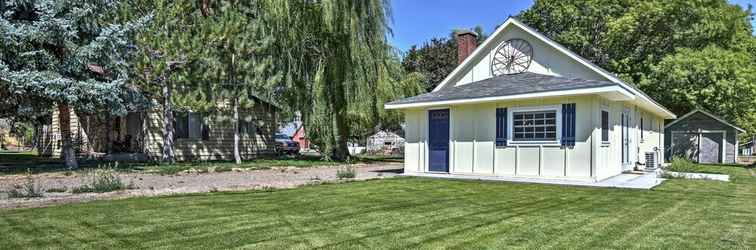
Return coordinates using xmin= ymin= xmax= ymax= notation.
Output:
xmin=214 ymin=166 xmax=233 ymax=173
xmin=72 ymin=165 xmax=127 ymax=193
xmin=667 ymin=157 xmax=697 ymax=172
xmin=45 ymin=187 xmax=67 ymax=193
xmin=336 ymin=166 xmax=356 ymax=179
xmin=8 ymin=169 xmax=43 ymax=198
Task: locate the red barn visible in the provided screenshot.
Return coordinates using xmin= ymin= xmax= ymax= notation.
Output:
xmin=292 ymin=126 xmax=310 ymax=150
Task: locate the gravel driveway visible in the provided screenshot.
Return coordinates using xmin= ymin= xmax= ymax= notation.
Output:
xmin=0 ymin=163 xmax=403 ymax=209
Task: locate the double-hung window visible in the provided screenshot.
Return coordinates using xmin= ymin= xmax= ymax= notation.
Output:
xmin=601 ymin=110 xmax=610 ymax=143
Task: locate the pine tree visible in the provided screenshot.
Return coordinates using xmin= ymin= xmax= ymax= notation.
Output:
xmin=125 ymin=0 xmax=201 ymax=164
xmin=195 ymin=1 xmax=280 ymax=165
xmin=1 ymin=0 xmax=150 ymax=168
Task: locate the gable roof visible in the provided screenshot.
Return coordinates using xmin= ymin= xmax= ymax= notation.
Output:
xmin=386 ymin=72 xmax=626 ymax=108
xmin=426 ymin=17 xmax=675 ymax=119
xmin=665 ymin=109 xmax=745 ymax=132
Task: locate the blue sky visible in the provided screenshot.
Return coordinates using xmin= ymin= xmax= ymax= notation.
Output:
xmin=389 ymin=0 xmax=756 ymax=53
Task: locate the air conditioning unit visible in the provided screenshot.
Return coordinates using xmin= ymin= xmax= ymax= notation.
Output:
xmin=645 ymin=152 xmax=658 ymax=171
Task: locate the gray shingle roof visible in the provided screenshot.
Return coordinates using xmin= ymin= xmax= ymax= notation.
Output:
xmin=387 ymin=72 xmax=620 ymax=106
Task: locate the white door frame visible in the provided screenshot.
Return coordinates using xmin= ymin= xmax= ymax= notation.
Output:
xmin=621 ymin=108 xmax=634 ymax=171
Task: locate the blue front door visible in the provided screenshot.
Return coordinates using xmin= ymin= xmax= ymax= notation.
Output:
xmin=428 ymin=109 xmax=450 ymax=172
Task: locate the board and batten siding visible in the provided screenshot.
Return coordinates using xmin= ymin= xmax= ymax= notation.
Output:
xmin=449 ymin=24 xmax=606 ymax=89
xmin=143 ymin=106 xmax=277 ymax=161
xmin=403 ymin=94 xmax=667 ymax=181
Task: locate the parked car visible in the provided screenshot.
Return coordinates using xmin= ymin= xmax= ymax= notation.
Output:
xmin=275 ymin=134 xmax=300 ymax=155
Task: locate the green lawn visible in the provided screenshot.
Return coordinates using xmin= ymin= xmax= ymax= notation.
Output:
xmin=1 ymin=165 xmax=755 ymax=249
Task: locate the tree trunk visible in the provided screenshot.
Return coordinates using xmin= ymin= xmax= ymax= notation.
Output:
xmin=162 ymin=81 xmax=175 ymax=164
xmin=331 ymin=79 xmax=350 ymax=161
xmin=233 ymin=96 xmax=242 ymax=165
xmin=105 ymin=114 xmax=113 ymax=154
xmin=58 ymin=104 xmax=79 ymax=169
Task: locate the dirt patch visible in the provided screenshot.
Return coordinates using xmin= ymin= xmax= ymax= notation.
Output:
xmin=0 ymin=163 xmax=403 ymax=210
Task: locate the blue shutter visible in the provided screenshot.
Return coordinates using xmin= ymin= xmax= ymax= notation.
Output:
xmin=561 ymin=103 xmax=576 ymax=147
xmin=496 ymin=108 xmax=507 ymax=147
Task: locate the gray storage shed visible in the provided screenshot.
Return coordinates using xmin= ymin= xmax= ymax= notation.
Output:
xmin=665 ymin=109 xmax=745 ymax=164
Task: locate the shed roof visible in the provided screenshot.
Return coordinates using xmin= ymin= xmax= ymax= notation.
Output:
xmin=665 ymin=109 xmax=745 ymax=133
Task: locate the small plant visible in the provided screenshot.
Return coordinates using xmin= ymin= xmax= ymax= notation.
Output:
xmin=214 ymin=166 xmax=233 ymax=173
xmin=7 ymin=169 xmax=43 ymax=198
xmin=72 ymin=165 xmax=126 ymax=193
xmin=667 ymin=157 xmax=697 ymax=172
xmin=336 ymin=166 xmax=356 ymax=179
xmin=46 ymin=187 xmax=67 ymax=193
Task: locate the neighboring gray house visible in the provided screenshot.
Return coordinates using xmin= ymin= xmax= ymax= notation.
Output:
xmin=366 ymin=130 xmax=405 ymax=154
xmin=665 ymin=109 xmax=745 ymax=164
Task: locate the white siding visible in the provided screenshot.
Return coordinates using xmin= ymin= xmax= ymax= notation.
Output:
xmin=401 ymin=94 xmax=667 ymax=181
xmin=452 ymin=25 xmax=607 ymax=87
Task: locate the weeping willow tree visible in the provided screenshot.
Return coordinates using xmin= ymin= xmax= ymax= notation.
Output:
xmin=265 ymin=0 xmax=423 ymax=161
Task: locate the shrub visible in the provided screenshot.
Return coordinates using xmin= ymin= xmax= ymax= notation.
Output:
xmin=336 ymin=166 xmax=356 ymax=179
xmin=214 ymin=166 xmax=233 ymax=173
xmin=8 ymin=169 xmax=43 ymax=198
xmin=72 ymin=165 xmax=127 ymax=193
xmin=46 ymin=187 xmax=67 ymax=193
xmin=667 ymin=157 xmax=697 ymax=172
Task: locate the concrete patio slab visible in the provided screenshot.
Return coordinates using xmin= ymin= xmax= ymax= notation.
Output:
xmin=402 ymin=171 xmax=665 ymax=189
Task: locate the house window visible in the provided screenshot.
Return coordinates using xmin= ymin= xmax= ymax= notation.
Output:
xmin=640 ymin=116 xmax=645 ymax=142
xmin=495 ymin=108 xmax=507 ymax=146
xmin=601 ymin=110 xmax=609 ymax=143
xmin=512 ymin=110 xmax=557 ymax=141
xmin=239 ymin=120 xmax=257 ymax=136
xmin=174 ymin=112 xmax=209 ymax=140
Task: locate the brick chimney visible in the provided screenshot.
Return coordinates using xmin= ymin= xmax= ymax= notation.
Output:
xmin=455 ymin=30 xmax=479 ymax=64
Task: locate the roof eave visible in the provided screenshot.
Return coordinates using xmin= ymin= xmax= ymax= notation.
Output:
xmin=385 ymin=86 xmax=633 ymax=110
xmin=665 ymin=109 xmax=744 ymax=132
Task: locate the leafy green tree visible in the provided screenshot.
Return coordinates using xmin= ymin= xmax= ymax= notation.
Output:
xmin=518 ymin=0 xmax=756 ymax=137
xmin=643 ymin=46 xmax=756 ymax=136
xmin=1 ymin=0 xmax=149 ymax=168
xmin=519 ymin=0 xmax=752 ymax=83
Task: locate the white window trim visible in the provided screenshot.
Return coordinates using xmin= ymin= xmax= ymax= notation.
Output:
xmin=507 ymin=105 xmax=562 ymax=146
xmin=600 ymin=107 xmax=611 ymax=145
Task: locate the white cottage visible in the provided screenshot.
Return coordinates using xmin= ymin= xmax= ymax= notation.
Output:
xmin=385 ymin=18 xmax=676 ymax=182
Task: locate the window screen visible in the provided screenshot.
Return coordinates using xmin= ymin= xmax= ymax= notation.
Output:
xmin=239 ymin=120 xmax=257 ymax=135
xmin=601 ymin=110 xmax=609 ymax=142
xmin=174 ymin=112 xmax=207 ymax=140
xmin=513 ymin=110 xmax=557 ymax=141
xmin=174 ymin=112 xmax=189 ymax=139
